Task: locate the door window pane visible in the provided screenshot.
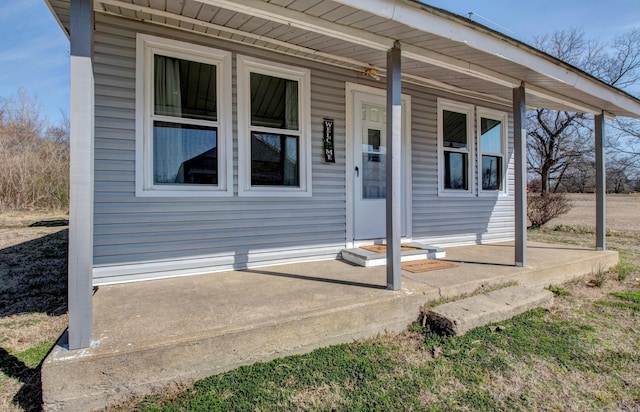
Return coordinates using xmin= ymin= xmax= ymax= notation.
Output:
xmin=443 ymin=110 xmax=467 ymax=149
xmin=153 ymin=121 xmax=218 ymax=185
xmin=444 ymin=152 xmax=468 ymax=190
xmin=250 ymin=72 xmax=299 ymax=130
xmin=366 ymin=128 xmax=384 ymax=152
xmin=362 ymin=152 xmax=386 ymax=199
xmin=251 ymin=133 xmax=299 ymax=186
xmin=154 ymin=55 xmax=217 ymax=121
xmin=480 ymin=117 xmax=502 ymax=153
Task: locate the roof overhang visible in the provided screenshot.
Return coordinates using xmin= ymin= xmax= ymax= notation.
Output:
xmin=46 ymin=0 xmax=640 ymax=118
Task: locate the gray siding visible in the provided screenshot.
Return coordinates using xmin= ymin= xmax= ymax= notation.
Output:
xmin=407 ymin=85 xmax=515 ymax=246
xmin=93 ymin=14 xmax=348 ymax=283
xmin=92 ymin=13 xmax=514 ymax=284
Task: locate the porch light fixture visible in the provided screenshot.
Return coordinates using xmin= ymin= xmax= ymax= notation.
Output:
xmin=364 ymin=67 xmax=381 ymax=81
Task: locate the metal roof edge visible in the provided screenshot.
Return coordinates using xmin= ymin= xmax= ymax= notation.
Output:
xmin=44 ymin=0 xmax=70 ymax=39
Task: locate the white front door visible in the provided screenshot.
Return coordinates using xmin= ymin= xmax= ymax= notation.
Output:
xmin=352 ymin=91 xmax=408 ymax=240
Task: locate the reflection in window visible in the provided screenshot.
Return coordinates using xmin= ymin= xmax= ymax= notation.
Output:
xmin=251 ymin=133 xmax=299 ymax=186
xmin=250 ymin=72 xmax=298 ymax=130
xmin=151 ymin=53 xmax=220 ymax=188
xmin=480 ymin=118 xmax=502 ymax=154
xmin=153 ymin=122 xmax=218 ymax=185
xmin=444 ymin=152 xmax=468 ymax=190
xmin=154 ymin=55 xmax=217 ymax=121
xmin=481 ymin=155 xmax=501 ymax=190
xmin=443 ymin=110 xmax=467 ymax=149
xmin=480 ymin=116 xmax=504 ymax=191
xmin=249 ymin=72 xmax=301 ymax=187
xmin=441 ymin=107 xmax=470 ymax=191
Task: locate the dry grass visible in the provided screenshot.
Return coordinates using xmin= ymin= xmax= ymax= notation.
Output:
xmin=547 ymin=193 xmax=640 ymax=232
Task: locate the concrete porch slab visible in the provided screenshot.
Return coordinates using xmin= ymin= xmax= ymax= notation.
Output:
xmin=42 ymin=242 xmax=618 ymax=411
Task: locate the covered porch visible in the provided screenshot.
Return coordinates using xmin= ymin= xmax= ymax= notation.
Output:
xmin=42 ymin=242 xmax=617 ymax=410
xmin=49 ymin=0 xmax=640 ymax=353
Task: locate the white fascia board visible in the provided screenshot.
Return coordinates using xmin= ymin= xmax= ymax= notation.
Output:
xmin=334 ymin=0 xmax=640 ymax=117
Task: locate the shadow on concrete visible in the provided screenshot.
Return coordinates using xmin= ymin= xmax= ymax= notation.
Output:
xmin=243 ymin=268 xmax=387 ymax=290
xmin=441 ymin=259 xmax=516 ymax=267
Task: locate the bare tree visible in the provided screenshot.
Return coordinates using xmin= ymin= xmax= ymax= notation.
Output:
xmin=528 ymin=28 xmax=640 ymax=195
xmin=0 ymin=89 xmax=69 ymax=210
xmin=527 ymin=108 xmax=591 ymax=194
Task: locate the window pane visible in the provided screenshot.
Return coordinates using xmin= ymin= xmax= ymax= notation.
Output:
xmin=481 ymin=117 xmax=502 ymax=154
xmin=250 ymin=73 xmax=299 ymax=130
xmin=153 ymin=121 xmax=218 ymax=185
xmin=365 ymin=128 xmax=385 ymax=153
xmin=154 ymin=55 xmax=217 ymax=121
xmin=482 ymin=155 xmax=502 ymax=190
xmin=444 ymin=151 xmax=468 ymax=190
xmin=362 ymin=153 xmax=386 ymax=199
xmin=443 ymin=110 xmax=467 ymax=149
xmin=251 ymin=133 xmax=299 ymax=186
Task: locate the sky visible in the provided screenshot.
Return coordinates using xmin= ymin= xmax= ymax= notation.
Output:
xmin=1 ymin=1 xmax=639 ymax=125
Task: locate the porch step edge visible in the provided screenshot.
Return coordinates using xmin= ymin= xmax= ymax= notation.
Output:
xmin=427 ymin=285 xmax=554 ymax=336
xmin=341 ymin=243 xmax=446 ymax=267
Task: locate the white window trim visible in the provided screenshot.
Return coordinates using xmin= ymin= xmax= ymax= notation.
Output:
xmin=237 ymin=55 xmax=312 ymax=197
xmin=477 ymin=107 xmax=508 ymax=196
xmin=135 ymin=34 xmax=233 ymax=197
xmin=437 ymin=98 xmax=475 ymax=197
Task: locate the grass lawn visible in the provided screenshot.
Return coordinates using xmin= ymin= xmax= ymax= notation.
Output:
xmin=107 ymin=225 xmax=640 ymax=411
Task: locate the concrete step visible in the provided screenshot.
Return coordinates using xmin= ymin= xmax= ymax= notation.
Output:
xmin=341 ymin=243 xmax=445 ymax=267
xmin=426 ymin=285 xmax=554 ymax=336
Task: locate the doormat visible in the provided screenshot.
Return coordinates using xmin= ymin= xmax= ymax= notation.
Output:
xmin=361 ymin=245 xmax=422 ymax=254
xmin=401 ymin=259 xmax=458 ymax=273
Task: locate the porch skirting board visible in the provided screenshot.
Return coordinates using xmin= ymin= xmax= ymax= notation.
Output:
xmin=92 ymin=246 xmax=343 ymax=285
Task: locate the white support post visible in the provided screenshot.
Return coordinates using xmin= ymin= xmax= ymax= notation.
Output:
xmin=513 ymin=84 xmax=527 ymax=267
xmin=595 ymin=112 xmax=606 ymax=251
xmin=386 ymin=41 xmax=402 ymax=291
xmin=68 ymin=0 xmax=95 ymax=350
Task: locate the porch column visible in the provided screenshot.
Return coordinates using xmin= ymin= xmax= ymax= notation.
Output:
xmin=513 ymin=83 xmax=527 ymax=267
xmin=595 ymin=112 xmax=606 ymax=250
xmin=68 ymin=0 xmax=95 ymax=350
xmin=386 ymin=41 xmax=402 ymax=290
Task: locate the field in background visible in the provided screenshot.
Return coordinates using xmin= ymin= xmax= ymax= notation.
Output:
xmin=547 ymin=193 xmax=640 ymax=232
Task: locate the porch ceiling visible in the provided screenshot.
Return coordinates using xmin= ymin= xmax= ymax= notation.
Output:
xmin=47 ymin=0 xmax=640 ymax=117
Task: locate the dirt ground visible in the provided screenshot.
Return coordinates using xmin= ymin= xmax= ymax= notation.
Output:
xmin=546 ymin=193 xmax=640 ymax=232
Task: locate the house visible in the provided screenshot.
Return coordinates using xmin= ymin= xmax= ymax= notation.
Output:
xmin=45 ymin=0 xmax=640 ymax=350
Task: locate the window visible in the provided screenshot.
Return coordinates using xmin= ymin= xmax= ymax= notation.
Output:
xmin=136 ymin=34 xmax=232 ymax=197
xmin=477 ymin=108 xmax=507 ymax=194
xmin=237 ymin=56 xmax=311 ymax=197
xmin=437 ymin=99 xmax=509 ymax=196
xmin=437 ymin=100 xmax=474 ymax=195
